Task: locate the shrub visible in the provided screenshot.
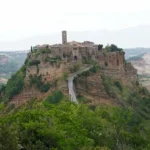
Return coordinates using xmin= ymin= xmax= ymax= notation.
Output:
xmin=29 ymin=75 xmax=51 ymax=92
xmin=90 ymin=65 xmax=101 ymax=73
xmin=45 ymin=91 xmax=63 ymax=104
xmin=69 ymin=64 xmax=80 ymax=73
xmin=105 ymin=62 xmax=108 ymax=67
xmin=136 ymin=81 xmax=140 ymax=86
xmin=77 ymin=95 xmax=88 ymax=103
xmin=44 ymin=56 xmax=61 ymax=65
xmin=40 ymin=48 xmax=51 ymax=53
xmin=28 ymin=60 xmax=40 ymax=66
xmin=102 ymin=76 xmax=112 ymax=95
xmin=114 ymin=81 xmax=123 ymax=92
xmin=62 ymin=72 xmax=68 ymax=81
xmin=80 ymin=70 xmax=91 ymax=77
xmin=104 ymin=44 xmax=123 ymax=52
xmin=3 ymin=65 xmax=26 ymax=101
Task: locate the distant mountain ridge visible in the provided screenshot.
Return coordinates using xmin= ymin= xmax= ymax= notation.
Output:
xmin=124 ymin=48 xmax=150 ymax=59
xmin=127 ymin=52 xmax=150 ymax=75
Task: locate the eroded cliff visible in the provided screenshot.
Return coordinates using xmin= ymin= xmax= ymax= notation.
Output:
xmin=0 ymin=45 xmax=139 ymax=107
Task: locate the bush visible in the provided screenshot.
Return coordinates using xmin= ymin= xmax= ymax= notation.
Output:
xmin=69 ymin=64 xmax=80 ymax=73
xmin=105 ymin=44 xmax=123 ymax=52
xmin=77 ymin=95 xmax=88 ymax=103
xmin=136 ymin=81 xmax=140 ymax=86
xmin=79 ymin=70 xmax=91 ymax=77
xmin=45 ymin=91 xmax=63 ymax=104
xmin=90 ymin=65 xmax=101 ymax=73
xmin=40 ymin=48 xmax=51 ymax=54
xmin=29 ymin=75 xmax=51 ymax=92
xmin=28 ymin=60 xmax=40 ymax=66
xmin=62 ymin=72 xmax=68 ymax=81
xmin=2 ymin=65 xmax=26 ymax=101
xmin=44 ymin=56 xmax=61 ymax=65
xmin=102 ymin=76 xmax=112 ymax=95
xmin=104 ymin=62 xmax=108 ymax=67
xmin=114 ymin=81 xmax=123 ymax=92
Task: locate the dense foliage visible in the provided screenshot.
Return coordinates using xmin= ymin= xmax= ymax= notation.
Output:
xmin=45 ymin=91 xmax=64 ymax=104
xmin=0 ymin=65 xmax=26 ymax=103
xmin=0 ymin=99 xmax=150 ymax=150
xmin=28 ymin=60 xmax=40 ymax=66
xmin=104 ymin=44 xmax=123 ymax=52
xmin=102 ymin=76 xmax=150 ymax=119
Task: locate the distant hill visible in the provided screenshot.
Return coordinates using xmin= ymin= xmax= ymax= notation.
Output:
xmin=127 ymin=52 xmax=150 ymax=75
xmin=0 ymin=51 xmax=28 ymax=80
xmin=124 ymin=48 xmax=150 ymax=59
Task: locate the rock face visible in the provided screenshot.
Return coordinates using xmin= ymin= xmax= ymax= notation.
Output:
xmin=75 ymin=72 xmax=110 ymax=105
xmin=8 ymin=45 xmax=137 ymax=106
xmin=74 ymin=63 xmax=138 ymax=105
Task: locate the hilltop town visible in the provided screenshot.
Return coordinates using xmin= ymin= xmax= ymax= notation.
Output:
xmin=1 ymin=31 xmax=138 ymax=107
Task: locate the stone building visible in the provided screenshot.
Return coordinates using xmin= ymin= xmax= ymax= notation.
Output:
xmin=32 ymin=31 xmax=125 ymax=70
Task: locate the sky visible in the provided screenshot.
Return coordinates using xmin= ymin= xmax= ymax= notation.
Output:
xmin=0 ymin=0 xmax=150 ymax=49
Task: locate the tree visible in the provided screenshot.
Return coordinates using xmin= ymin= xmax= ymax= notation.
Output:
xmin=110 ymin=44 xmax=123 ymax=52
xmin=98 ymin=44 xmax=103 ymax=51
xmin=0 ymin=124 xmax=18 ymax=150
xmin=31 ymin=46 xmax=33 ymax=53
xmin=46 ymin=45 xmax=49 ymax=49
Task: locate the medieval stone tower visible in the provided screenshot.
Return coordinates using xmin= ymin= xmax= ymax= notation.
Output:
xmin=62 ymin=30 xmax=67 ymax=44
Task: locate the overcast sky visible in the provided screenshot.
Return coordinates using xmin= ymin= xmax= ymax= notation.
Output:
xmin=0 ymin=0 xmax=150 ymax=49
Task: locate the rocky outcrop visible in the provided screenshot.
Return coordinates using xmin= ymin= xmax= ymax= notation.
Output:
xmin=6 ymin=47 xmax=138 ymax=107
xmin=74 ymin=72 xmax=115 ymax=105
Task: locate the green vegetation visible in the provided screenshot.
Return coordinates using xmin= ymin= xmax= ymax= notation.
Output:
xmin=102 ymin=76 xmax=150 ymax=119
xmin=45 ymin=91 xmax=64 ymax=104
xmin=78 ymin=64 xmax=101 ymax=77
xmin=40 ymin=48 xmax=51 ymax=54
xmin=0 ymin=65 xmax=26 ymax=103
xmin=32 ymin=48 xmax=51 ymax=54
xmin=104 ymin=61 xmax=108 ymax=67
xmin=62 ymin=72 xmax=68 ymax=81
xmin=28 ymin=60 xmax=40 ymax=66
xmin=44 ymin=56 xmax=62 ymax=65
xmin=29 ymin=75 xmax=51 ymax=92
xmin=98 ymin=44 xmax=103 ymax=50
xmin=1 ymin=45 xmax=150 ymax=149
xmin=104 ymin=44 xmax=123 ymax=52
xmin=82 ymin=56 xmax=97 ymax=64
xmin=77 ymin=95 xmax=88 ymax=103
xmin=69 ymin=64 xmax=80 ymax=73
xmin=0 ymin=99 xmax=150 ymax=150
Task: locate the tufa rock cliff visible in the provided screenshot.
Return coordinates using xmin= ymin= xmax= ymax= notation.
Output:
xmin=0 ymin=43 xmax=138 ymax=107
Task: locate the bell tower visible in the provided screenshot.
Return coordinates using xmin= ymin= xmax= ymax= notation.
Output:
xmin=62 ymin=30 xmax=67 ymax=44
